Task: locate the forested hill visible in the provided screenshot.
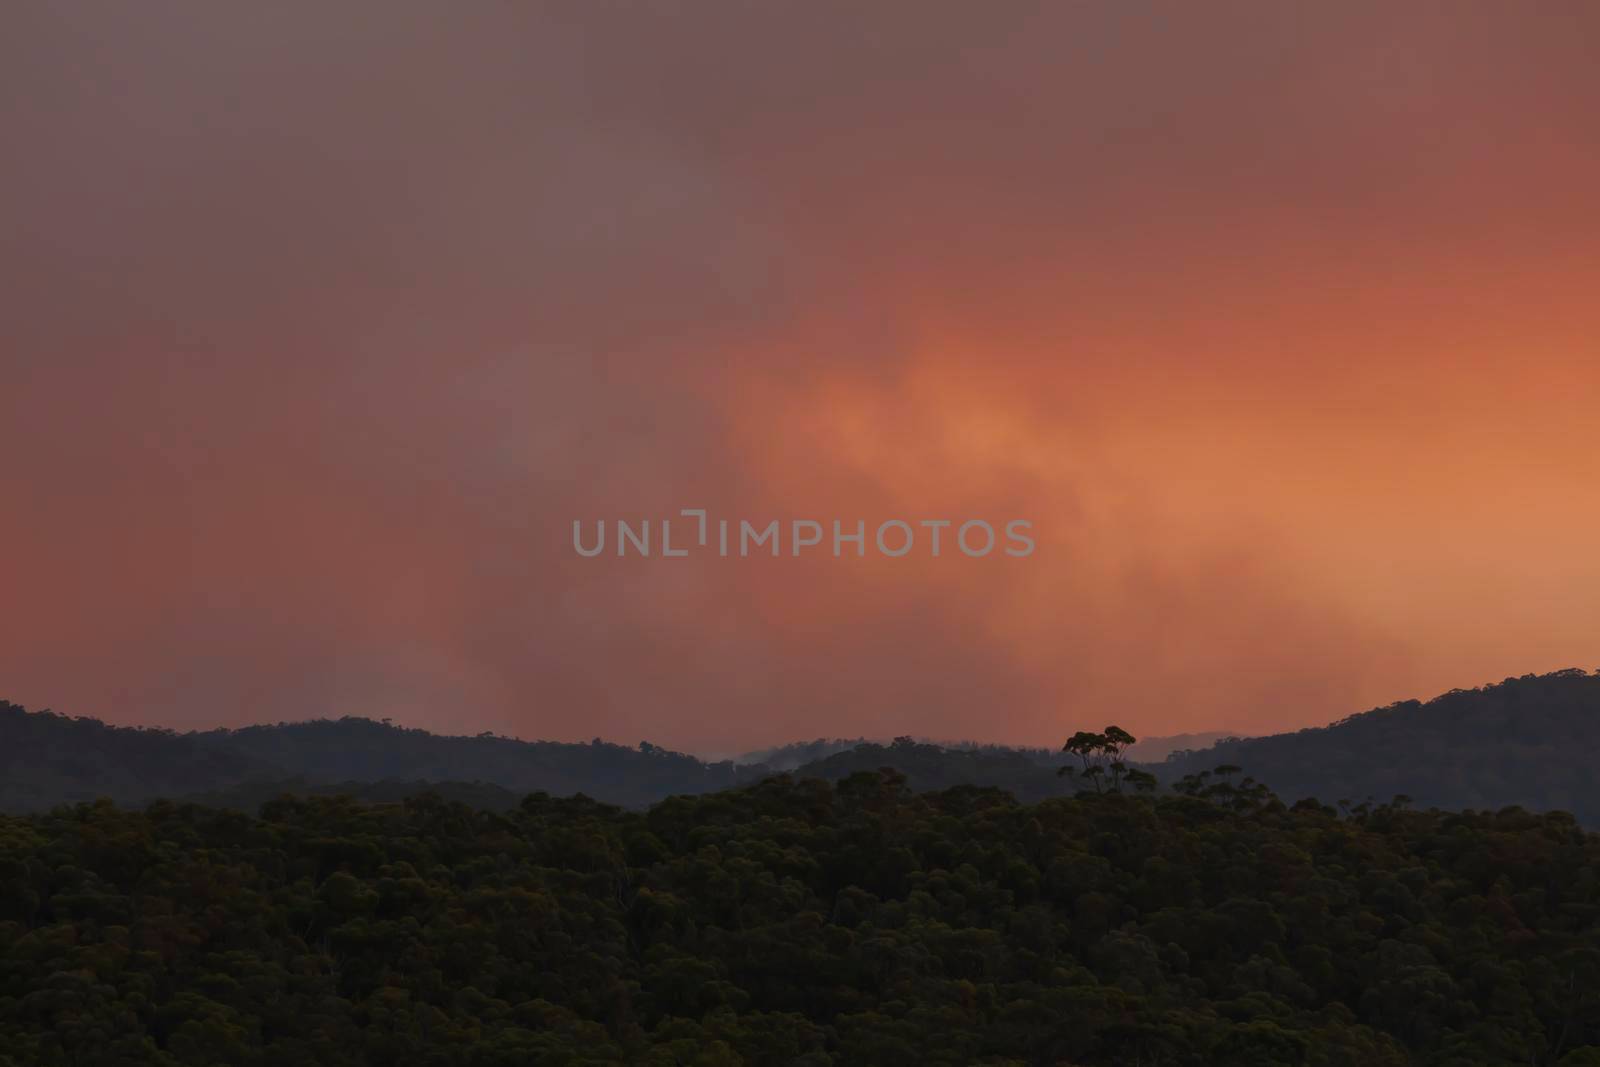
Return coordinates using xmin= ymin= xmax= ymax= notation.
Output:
xmin=7 ymin=668 xmax=1600 ymax=818
xmin=188 ymin=718 xmax=749 ymax=808
xmin=0 ymin=704 xmax=753 ymax=811
xmin=1159 ymin=669 xmax=1600 ymax=822
xmin=738 ymin=733 xmax=1234 ymax=770
xmin=787 ymin=738 xmax=1074 ymax=802
xmin=0 ymin=706 xmax=272 ymax=812
xmin=0 ymin=710 xmax=1080 ymax=812
xmin=0 ymin=710 xmax=1162 ymax=813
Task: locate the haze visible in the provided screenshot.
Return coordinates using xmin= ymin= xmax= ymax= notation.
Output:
xmin=4 ymin=2 xmax=1599 ymax=750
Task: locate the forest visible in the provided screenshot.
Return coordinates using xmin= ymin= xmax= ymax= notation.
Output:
xmin=5 ymin=767 xmax=1600 ymax=1065
xmin=8 ymin=672 xmax=1600 ymax=1063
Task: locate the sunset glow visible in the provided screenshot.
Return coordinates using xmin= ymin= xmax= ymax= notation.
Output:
xmin=4 ymin=2 xmax=1600 ymax=750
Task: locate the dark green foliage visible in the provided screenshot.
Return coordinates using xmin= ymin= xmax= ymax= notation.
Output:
xmin=179 ymin=778 xmax=527 ymax=812
xmin=4 ymin=774 xmax=1600 ymax=1064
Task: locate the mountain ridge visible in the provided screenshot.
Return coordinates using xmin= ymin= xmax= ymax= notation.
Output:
xmin=5 ymin=667 xmax=1599 ymax=818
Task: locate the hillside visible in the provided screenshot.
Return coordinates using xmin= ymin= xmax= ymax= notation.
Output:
xmin=1157 ymin=669 xmax=1600 ymax=822
xmin=0 ymin=704 xmax=271 ymax=810
xmin=1126 ymin=731 xmax=1238 ymax=763
xmin=0 ymin=704 xmax=754 ymax=811
xmin=789 ymin=737 xmax=1075 ymax=802
xmin=8 ymin=669 xmax=1600 ymax=821
xmin=190 ymin=718 xmax=749 ymax=808
xmin=0 ymin=711 xmax=1095 ymax=812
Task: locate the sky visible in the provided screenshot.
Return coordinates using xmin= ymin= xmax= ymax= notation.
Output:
xmin=4 ymin=2 xmax=1600 ymax=751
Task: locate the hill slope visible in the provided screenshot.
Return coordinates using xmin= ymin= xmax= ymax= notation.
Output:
xmin=1158 ymin=668 xmax=1600 ymax=821
xmin=8 ymin=668 xmax=1600 ymax=819
xmin=789 ymin=737 xmax=1075 ymax=802
xmin=0 ymin=704 xmax=754 ymax=811
xmin=190 ymin=718 xmax=750 ymax=808
xmin=0 ymin=703 xmax=271 ymax=810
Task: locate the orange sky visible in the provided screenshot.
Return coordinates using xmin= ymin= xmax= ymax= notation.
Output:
xmin=3 ymin=2 xmax=1600 ymax=750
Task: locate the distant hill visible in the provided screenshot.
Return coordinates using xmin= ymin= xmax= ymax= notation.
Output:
xmin=739 ymin=736 xmax=1060 ymax=772
xmin=0 ymin=703 xmax=756 ymax=811
xmin=741 ymin=733 xmax=1228 ymax=770
xmin=0 ymin=704 xmax=273 ymax=810
xmin=8 ymin=669 xmax=1600 ymax=820
xmin=189 ymin=717 xmax=749 ymax=808
xmin=1157 ymin=668 xmax=1600 ymax=822
xmin=1126 ymin=730 xmax=1238 ymax=763
xmin=784 ymin=737 xmax=1076 ymax=802
xmin=735 ymin=737 xmax=872 ymax=770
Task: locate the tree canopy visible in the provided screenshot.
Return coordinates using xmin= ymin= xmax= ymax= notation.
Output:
xmin=4 ymin=769 xmax=1600 ymax=1064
